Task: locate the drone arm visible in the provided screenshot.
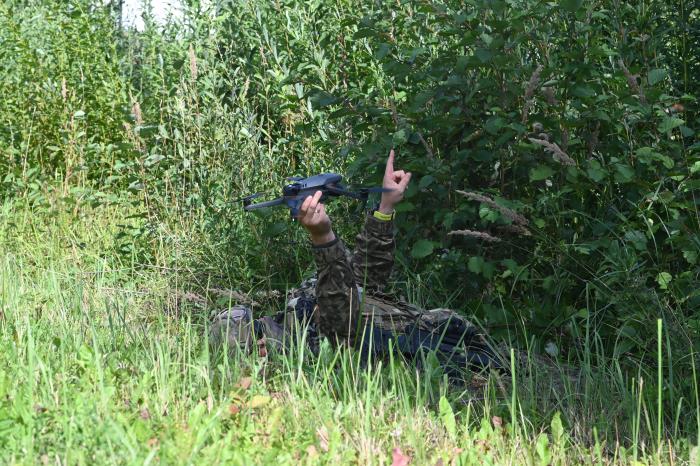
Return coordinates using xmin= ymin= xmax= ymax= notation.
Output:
xmin=325 ymin=185 xmax=366 ymax=200
xmin=244 ymin=197 xmax=286 ymax=211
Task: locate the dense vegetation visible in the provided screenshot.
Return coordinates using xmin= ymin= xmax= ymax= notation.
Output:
xmin=1 ymin=0 xmax=698 ymax=463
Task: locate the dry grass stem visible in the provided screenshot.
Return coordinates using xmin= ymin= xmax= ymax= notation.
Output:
xmin=417 ymin=132 xmax=434 ymax=159
xmin=521 ymin=64 xmax=543 ymax=123
xmin=528 ymin=137 xmax=576 ymax=166
xmin=456 ymin=190 xmax=529 ymax=226
xmin=131 ymin=100 xmax=143 ymax=126
xmin=189 ymin=43 xmax=198 ymax=80
xmin=448 ymin=229 xmax=501 ymax=242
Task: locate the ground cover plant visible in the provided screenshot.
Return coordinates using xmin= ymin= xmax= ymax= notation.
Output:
xmin=0 ymin=0 xmax=699 ymax=463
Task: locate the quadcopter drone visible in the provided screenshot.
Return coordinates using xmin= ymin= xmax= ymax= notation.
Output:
xmin=240 ymin=173 xmax=390 ymax=217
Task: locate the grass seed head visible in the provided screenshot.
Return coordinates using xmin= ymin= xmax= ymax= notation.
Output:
xmin=528 ymin=137 xmax=575 ymax=166
xmin=456 ymin=190 xmax=529 ymax=226
xmin=189 ymin=43 xmax=198 ymax=80
xmin=448 ymin=229 xmax=501 ymax=242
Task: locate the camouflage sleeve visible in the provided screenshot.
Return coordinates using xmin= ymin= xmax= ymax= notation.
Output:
xmin=351 ymin=214 xmax=395 ymax=291
xmin=312 ymin=238 xmax=360 ymax=345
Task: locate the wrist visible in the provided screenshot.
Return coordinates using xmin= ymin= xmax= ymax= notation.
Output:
xmin=378 ymin=202 xmax=395 ymax=215
xmin=310 ymin=230 xmax=336 ymax=246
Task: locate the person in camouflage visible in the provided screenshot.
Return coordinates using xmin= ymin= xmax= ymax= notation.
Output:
xmin=210 ymin=150 xmax=502 ymax=374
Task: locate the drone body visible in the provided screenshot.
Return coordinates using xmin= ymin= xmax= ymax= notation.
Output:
xmin=242 ymin=173 xmax=388 ymax=217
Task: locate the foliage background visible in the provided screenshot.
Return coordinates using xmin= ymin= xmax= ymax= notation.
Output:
xmin=0 ymin=0 xmax=699 ymax=442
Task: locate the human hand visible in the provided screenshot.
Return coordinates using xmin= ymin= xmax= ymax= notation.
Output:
xmin=298 ymin=190 xmax=336 ymax=245
xmin=379 ymin=149 xmax=412 ymax=214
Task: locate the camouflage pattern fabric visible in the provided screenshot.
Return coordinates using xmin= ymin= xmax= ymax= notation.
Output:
xmin=311 ymin=214 xmax=396 ymax=345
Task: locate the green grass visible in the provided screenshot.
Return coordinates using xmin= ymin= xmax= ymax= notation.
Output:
xmin=0 ymin=198 xmax=697 ymax=465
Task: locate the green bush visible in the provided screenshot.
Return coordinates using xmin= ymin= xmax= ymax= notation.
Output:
xmin=298 ymin=0 xmax=700 ymax=355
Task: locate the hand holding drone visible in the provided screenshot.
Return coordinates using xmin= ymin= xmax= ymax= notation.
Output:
xmin=240 ymin=173 xmax=391 ymax=218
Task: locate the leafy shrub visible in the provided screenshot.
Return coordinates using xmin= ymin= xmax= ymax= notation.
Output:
xmin=298 ymin=0 xmax=700 ymax=354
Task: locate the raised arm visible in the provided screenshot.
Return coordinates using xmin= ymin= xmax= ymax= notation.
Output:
xmin=352 ymin=149 xmax=412 ymax=291
xmin=297 ymin=191 xmax=360 ymax=345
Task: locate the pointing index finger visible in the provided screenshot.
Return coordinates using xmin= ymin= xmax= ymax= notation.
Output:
xmin=385 ymin=149 xmax=395 ymax=176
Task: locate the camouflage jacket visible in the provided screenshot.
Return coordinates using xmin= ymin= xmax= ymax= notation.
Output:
xmin=292 ymin=215 xmax=487 ymax=353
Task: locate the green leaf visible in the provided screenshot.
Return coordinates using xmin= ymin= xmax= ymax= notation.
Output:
xmin=656 ymin=272 xmax=672 ymax=290
xmin=411 ymin=240 xmax=434 ymax=259
xmin=658 ymin=117 xmax=684 ymax=133
xmin=586 ymin=160 xmax=607 ymax=182
xmin=144 ymin=154 xmax=165 ymax=167
xmin=551 ymin=412 xmax=565 ymax=444
xmin=530 ymin=165 xmax=554 ymax=181
xmin=468 ymin=256 xmax=484 ymax=274
xmin=392 ymin=129 xmax=408 ymax=145
xmin=418 ymin=175 xmax=435 ymax=189
xmin=571 ymin=85 xmax=595 ymax=97
xmin=536 ymin=434 xmax=551 ymax=464
xmin=613 ymin=164 xmax=634 ymax=183
xmin=683 ymin=250 xmax=698 ymax=265
xmin=375 ymin=43 xmax=392 ymax=59
xmin=484 ymin=116 xmax=505 ymax=135
xmin=560 ymin=0 xmax=583 ymax=12
xmin=647 ymin=68 xmax=667 ymax=86
xmin=439 ymin=396 xmax=456 ymax=440
xmin=475 ymin=48 xmax=493 ymax=63
xmin=624 ymin=230 xmax=647 ymax=251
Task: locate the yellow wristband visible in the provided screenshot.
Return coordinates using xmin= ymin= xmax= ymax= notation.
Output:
xmin=373 ymin=210 xmax=394 ymax=222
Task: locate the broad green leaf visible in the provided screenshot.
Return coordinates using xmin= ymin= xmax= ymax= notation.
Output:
xmin=658 ymin=117 xmax=684 ymax=133
xmin=475 ymin=48 xmax=493 ymax=63
xmin=656 ymin=272 xmax=672 ymax=290
xmin=536 ymin=434 xmax=551 ymax=464
xmin=439 ymin=396 xmax=456 ymax=439
xmin=411 ymin=239 xmax=434 ymax=259
xmin=647 ymin=68 xmax=667 ymax=86
xmin=683 ymin=250 xmax=698 ymax=265
xmin=560 ymin=0 xmax=583 ymax=12
xmin=551 ymin=412 xmax=565 ymax=444
xmin=613 ymin=164 xmax=634 ymax=183
xmin=479 ymin=206 xmax=500 ymax=221
xmin=468 ymin=256 xmax=484 ymax=274
xmin=375 ymin=43 xmax=391 ymax=59
xmin=392 ymin=129 xmax=408 ymax=145
xmin=418 ymin=175 xmax=435 ymax=189
xmin=144 ymin=154 xmax=165 ymax=167
xmin=624 ymin=230 xmax=647 ymax=251
xmin=571 ymin=85 xmax=595 ymax=97
xmin=586 ymin=160 xmax=607 ymax=182
xmin=530 ymin=165 xmax=554 ymax=181
xmin=484 ymin=116 xmax=505 ymax=135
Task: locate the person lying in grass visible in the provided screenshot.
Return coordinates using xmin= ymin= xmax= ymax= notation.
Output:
xmin=210 ymin=150 xmax=503 ymax=375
